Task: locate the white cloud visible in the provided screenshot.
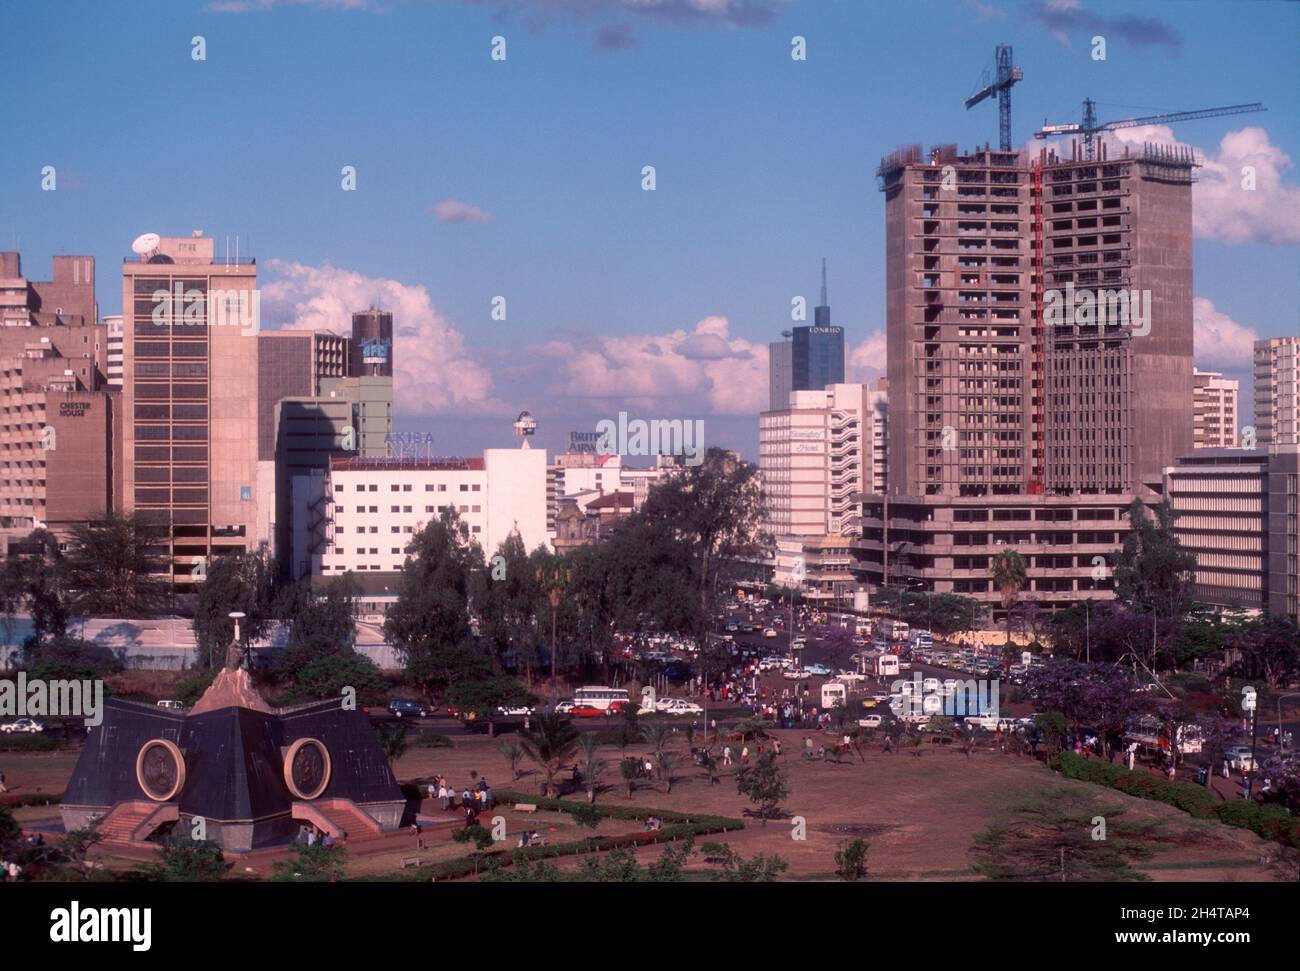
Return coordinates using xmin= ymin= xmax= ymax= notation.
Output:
xmin=1029 ymin=124 xmax=1300 ymax=246
xmin=534 ymin=315 xmax=769 ymax=417
xmin=431 ymin=198 xmax=493 ymax=224
xmin=848 ymin=329 xmax=886 ymax=384
xmin=261 ymin=260 xmax=501 ymax=416
xmin=1193 ymin=296 xmax=1259 ymax=370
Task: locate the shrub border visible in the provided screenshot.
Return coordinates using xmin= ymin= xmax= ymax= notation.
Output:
xmin=1053 ymin=751 xmax=1299 ymax=848
xmin=381 ymin=792 xmax=743 ymax=882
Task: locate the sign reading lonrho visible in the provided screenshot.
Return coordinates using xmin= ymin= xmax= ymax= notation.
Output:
xmin=151 ymin=285 xmax=261 ymax=336
xmin=594 ymin=412 xmax=704 ymax=467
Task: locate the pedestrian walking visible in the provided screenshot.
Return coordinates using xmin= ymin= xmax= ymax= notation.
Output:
xmin=0 ymin=769 xmax=7 ymax=793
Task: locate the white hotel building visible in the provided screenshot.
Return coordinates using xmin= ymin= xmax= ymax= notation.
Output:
xmin=316 ymin=447 xmax=548 ymax=576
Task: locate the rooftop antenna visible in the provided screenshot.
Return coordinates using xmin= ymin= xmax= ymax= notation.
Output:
xmin=820 ymin=258 xmax=828 ymax=306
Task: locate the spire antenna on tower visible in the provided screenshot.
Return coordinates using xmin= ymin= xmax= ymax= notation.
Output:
xmin=820 ymin=258 xmax=828 ymax=306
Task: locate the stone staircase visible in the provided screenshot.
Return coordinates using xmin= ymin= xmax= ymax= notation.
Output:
xmin=94 ymin=801 xmax=178 ymax=845
xmin=293 ymin=799 xmax=385 ymax=843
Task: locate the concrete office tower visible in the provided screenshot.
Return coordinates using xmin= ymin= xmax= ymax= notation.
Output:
xmin=1265 ymin=444 xmax=1298 ymax=625
xmin=768 ymin=339 xmax=793 ymax=410
xmin=1254 ymin=336 xmax=1300 ymax=448
xmin=0 ymin=252 xmax=113 ymax=546
xmin=256 ymin=329 xmax=353 ymax=570
xmin=1164 ymin=444 xmax=1299 ymax=624
xmin=1192 ymin=368 xmax=1239 ymax=448
xmin=759 ymin=382 xmax=886 ymax=540
xmin=1164 ymin=449 xmax=1269 ymax=611
xmin=104 ymin=315 xmax=124 ymax=387
xmin=121 ymin=232 xmax=260 ymax=589
xmin=878 ymin=141 xmax=1194 ymax=497
xmin=351 ymin=307 xmax=393 ymax=378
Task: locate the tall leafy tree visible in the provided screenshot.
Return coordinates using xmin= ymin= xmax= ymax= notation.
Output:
xmin=64 ymin=511 xmax=167 ymax=617
xmin=1228 ymin=615 xmax=1300 ymax=689
xmin=635 ymin=447 xmax=767 ymax=681
xmin=272 ymin=573 xmax=358 ymax=677
xmin=1111 ymin=497 xmax=1197 ymax=668
xmin=19 ymin=530 xmax=69 ymax=647
xmin=383 ymin=508 xmax=486 ymax=692
xmin=192 ymin=548 xmax=276 ymax=670
xmin=475 ymin=530 xmax=539 ymax=675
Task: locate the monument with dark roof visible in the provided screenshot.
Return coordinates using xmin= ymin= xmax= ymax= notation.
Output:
xmin=61 ymin=629 xmax=406 ymax=852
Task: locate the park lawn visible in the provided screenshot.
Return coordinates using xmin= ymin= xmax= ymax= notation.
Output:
xmin=394 ymin=729 xmax=1286 ymax=882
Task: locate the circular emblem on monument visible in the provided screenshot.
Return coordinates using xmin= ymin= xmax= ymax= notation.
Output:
xmin=135 ymin=739 xmax=185 ymax=802
xmin=283 ymin=738 xmax=331 ymax=800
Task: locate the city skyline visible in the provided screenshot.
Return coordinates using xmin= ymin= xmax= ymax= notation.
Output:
xmin=1 ymin=0 xmax=1297 ymax=460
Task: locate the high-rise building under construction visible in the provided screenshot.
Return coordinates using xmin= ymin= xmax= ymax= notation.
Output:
xmin=856 ymin=139 xmax=1196 ymax=617
xmin=877 ymin=140 xmax=1194 ymax=499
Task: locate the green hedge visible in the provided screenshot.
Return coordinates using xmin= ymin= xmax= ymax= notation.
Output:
xmin=0 ymin=735 xmax=66 ymax=752
xmin=0 ymin=791 xmax=65 ymax=808
xmin=1055 ymin=751 xmax=1299 ymax=847
xmin=381 ymin=793 xmax=743 ymax=882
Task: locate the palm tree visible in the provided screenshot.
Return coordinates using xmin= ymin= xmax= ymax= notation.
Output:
xmin=518 ymin=710 xmax=580 ymax=798
xmin=536 ymin=555 xmax=570 ymax=703
xmin=577 ymin=733 xmax=606 ymax=804
xmin=990 ymin=549 xmax=1027 ymax=648
xmin=658 ymin=751 xmax=681 ymax=793
xmin=499 ymin=739 xmax=524 ymax=782
xmin=641 ymin=721 xmax=674 ymax=782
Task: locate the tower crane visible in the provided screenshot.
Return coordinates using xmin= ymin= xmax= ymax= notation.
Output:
xmin=964 ymin=44 xmax=1023 ymax=152
xmin=1034 ymin=99 xmax=1266 ymax=161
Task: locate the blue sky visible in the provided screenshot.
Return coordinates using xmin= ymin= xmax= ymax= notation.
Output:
xmin=2 ymin=0 xmax=1296 ymax=458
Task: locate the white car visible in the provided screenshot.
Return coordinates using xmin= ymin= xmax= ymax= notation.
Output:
xmin=496 ymin=705 xmax=534 ymax=717
xmin=0 ymin=718 xmax=44 ymax=734
xmin=922 ymin=678 xmax=940 ymax=693
xmin=857 ymin=714 xmax=884 ymax=729
xmin=553 ymin=701 xmax=576 ymax=714
xmin=763 ymin=628 xmax=778 ymax=638
xmin=782 ymin=669 xmax=811 ymax=681
xmin=805 ymin=663 xmax=831 ymax=676
xmin=661 ymin=699 xmax=704 ymax=716
xmin=156 ymin=700 xmax=185 ymax=710
xmin=897 ymin=711 xmax=931 ymax=726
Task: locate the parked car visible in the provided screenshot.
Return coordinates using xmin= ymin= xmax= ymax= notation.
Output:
xmin=554 ymin=700 xmax=576 ymax=714
xmin=897 ymin=711 xmax=931 ymax=726
xmin=661 ymin=699 xmax=704 ymax=716
xmin=857 ymin=714 xmax=884 ymax=729
xmin=0 ymin=718 xmax=44 ymax=734
xmin=388 ymin=699 xmax=431 ymax=718
xmin=569 ymin=704 xmax=617 ymax=718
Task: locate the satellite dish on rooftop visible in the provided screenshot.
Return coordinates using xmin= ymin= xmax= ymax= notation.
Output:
xmin=132 ymin=232 xmax=161 ymax=257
